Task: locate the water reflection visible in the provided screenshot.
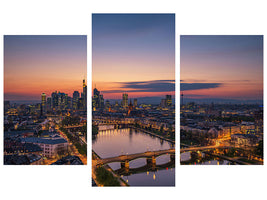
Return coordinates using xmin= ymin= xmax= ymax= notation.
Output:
xmin=107 ymin=155 xmax=175 ymax=186
xmin=180 ymin=152 xmax=234 ymax=165
xmin=93 ymin=128 xmax=172 ymax=159
xmin=93 ymin=128 xmax=175 ymax=186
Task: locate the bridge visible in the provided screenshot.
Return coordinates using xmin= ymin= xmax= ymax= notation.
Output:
xmin=93 ymin=119 xmax=134 ymax=126
xmin=203 ymin=151 xmax=252 ymax=165
xmin=180 ymin=145 xmax=254 ymax=165
xmin=114 ymin=159 xmax=175 ymax=176
xmin=180 ymin=145 xmax=232 ymax=153
xmin=97 ymin=149 xmax=175 ymax=167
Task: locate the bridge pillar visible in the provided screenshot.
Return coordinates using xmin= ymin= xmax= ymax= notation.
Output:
xmin=121 ymin=160 xmax=129 ymax=172
xmin=147 ymin=156 xmax=156 ymax=170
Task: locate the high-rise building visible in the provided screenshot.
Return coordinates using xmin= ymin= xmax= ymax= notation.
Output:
xmin=166 ymin=95 xmax=172 ymax=107
xmin=73 ymin=91 xmax=80 ymax=110
xmin=100 ymin=95 xmax=104 ymax=108
xmin=83 ymin=79 xmax=87 ymax=111
xmin=67 ymin=96 xmax=72 ymax=109
xmin=41 ymin=93 xmax=46 ymax=114
xmin=92 ymin=87 xmax=104 ymax=110
xmin=122 ymin=93 xmax=128 ymax=108
xmin=47 ymin=97 xmax=52 ymax=111
xmin=128 ymin=99 xmax=133 ymax=115
xmin=51 ymin=91 xmax=58 ymax=110
xmin=58 ymin=92 xmax=67 ymax=110
xmin=78 ymin=97 xmax=83 ymax=110
xmin=160 ymin=99 xmax=166 ymax=107
xmin=93 ymin=88 xmax=100 ymax=110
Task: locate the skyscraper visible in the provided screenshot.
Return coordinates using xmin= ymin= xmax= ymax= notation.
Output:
xmin=51 ymin=91 xmax=58 ymax=110
xmin=58 ymin=92 xmax=67 ymax=110
xmin=73 ymin=91 xmax=80 ymax=110
xmin=93 ymin=88 xmax=100 ymax=110
xmin=41 ymin=93 xmax=46 ymax=114
xmin=166 ymin=95 xmax=172 ymax=107
xmin=47 ymin=97 xmax=52 ymax=112
xmin=122 ymin=93 xmax=128 ymax=108
xmin=100 ymin=95 xmax=104 ymax=108
xmin=83 ymin=79 xmax=87 ymax=111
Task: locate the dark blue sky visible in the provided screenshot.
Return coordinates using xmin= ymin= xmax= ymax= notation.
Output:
xmin=181 ymin=35 xmax=263 ymax=101
xmin=4 ymin=35 xmax=87 ymax=101
xmin=92 ymin=14 xmax=175 ymax=99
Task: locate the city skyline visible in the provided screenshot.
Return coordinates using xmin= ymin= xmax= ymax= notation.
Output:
xmin=4 ymin=35 xmax=87 ymax=101
xmin=181 ymin=35 xmax=263 ymax=102
xmin=92 ymin=14 xmax=175 ymax=99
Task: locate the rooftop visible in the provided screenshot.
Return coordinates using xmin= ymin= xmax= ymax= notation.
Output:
xmin=21 ymin=137 xmax=68 ymax=145
xmin=51 ymin=156 xmax=83 ymax=165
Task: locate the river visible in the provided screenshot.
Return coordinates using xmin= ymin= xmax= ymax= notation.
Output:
xmin=92 ymin=127 xmax=175 ymax=186
xmin=180 ymin=152 xmax=234 ymax=165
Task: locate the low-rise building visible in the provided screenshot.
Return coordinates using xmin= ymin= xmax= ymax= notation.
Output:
xmin=21 ymin=135 xmax=68 ymax=158
xmin=231 ymin=134 xmax=259 ymax=147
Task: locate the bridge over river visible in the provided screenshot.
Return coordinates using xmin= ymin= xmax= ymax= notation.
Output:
xmin=115 ymin=160 xmax=175 ymax=176
xmin=95 ymin=148 xmax=175 ymax=176
xmin=92 ymin=126 xmax=176 ymax=185
xmin=180 ymin=145 xmax=232 ymax=153
xmin=97 ymin=148 xmax=175 ymax=165
xmin=180 ymin=145 xmax=255 ymax=165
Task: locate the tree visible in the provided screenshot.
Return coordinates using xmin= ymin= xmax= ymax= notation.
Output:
xmin=81 ymin=123 xmax=87 ymax=136
xmin=95 ymin=167 xmax=120 ymax=186
xmin=255 ymin=140 xmax=263 ymax=157
xmin=92 ymin=125 xmax=98 ymax=135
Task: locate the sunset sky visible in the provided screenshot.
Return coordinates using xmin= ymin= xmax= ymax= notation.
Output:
xmin=4 ymin=35 xmax=87 ymax=101
xmin=180 ymin=35 xmax=263 ymax=101
xmin=92 ymin=14 xmax=175 ymax=99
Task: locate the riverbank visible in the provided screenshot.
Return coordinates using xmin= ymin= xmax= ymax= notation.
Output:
xmin=130 ymin=126 xmax=175 ymax=145
xmin=92 ymin=151 xmax=129 ymax=187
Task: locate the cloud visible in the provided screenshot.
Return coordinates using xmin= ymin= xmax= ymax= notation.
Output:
xmin=181 ymin=83 xmax=222 ymax=91
xmin=102 ymin=80 xmax=175 ymax=93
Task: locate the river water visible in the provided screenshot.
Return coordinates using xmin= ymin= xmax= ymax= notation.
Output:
xmin=180 ymin=152 xmax=234 ymax=165
xmin=92 ymin=127 xmax=175 ymax=186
